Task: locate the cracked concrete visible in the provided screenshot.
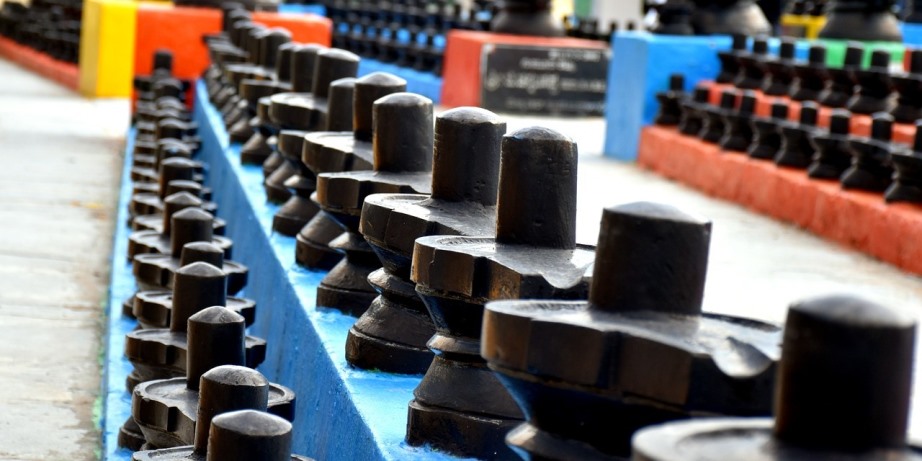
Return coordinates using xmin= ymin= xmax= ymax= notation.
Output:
xmin=0 ymin=58 xmax=127 ymax=461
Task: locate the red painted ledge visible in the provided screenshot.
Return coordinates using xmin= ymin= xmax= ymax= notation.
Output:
xmin=638 ymin=125 xmax=922 ymax=276
xmin=0 ymin=36 xmax=79 ymax=91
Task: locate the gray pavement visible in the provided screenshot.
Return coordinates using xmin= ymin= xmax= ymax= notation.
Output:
xmin=0 ymin=58 xmax=127 ymax=460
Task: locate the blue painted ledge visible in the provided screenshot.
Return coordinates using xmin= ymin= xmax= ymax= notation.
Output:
xmin=99 ymin=81 xmax=468 ymax=460
xmin=278 ymin=3 xmax=327 ymax=16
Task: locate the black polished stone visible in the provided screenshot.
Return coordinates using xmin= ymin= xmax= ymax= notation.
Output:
xmin=678 ymin=86 xmax=710 ymax=136
xmin=128 ymin=207 xmax=232 ymax=261
xmin=846 ymin=49 xmax=893 ymax=115
xmin=719 ymin=90 xmax=756 ymax=152
xmin=775 ymin=101 xmax=819 ymax=168
xmin=842 ymin=112 xmax=896 ymax=192
xmin=484 ymin=202 xmax=780 ymax=460
xmin=891 ymin=49 xmax=922 ymax=123
xmin=130 ymin=307 xmax=292 ymax=449
xmin=654 ymin=73 xmax=685 ymax=126
xmin=818 ymin=43 xmax=862 ymax=108
xmin=748 ymin=101 xmax=788 ymax=160
xmin=761 ymin=38 xmax=797 ymax=96
xmin=790 ymin=45 xmax=827 ymax=102
xmin=411 ymin=126 xmax=595 ymax=459
xmin=296 ymin=72 xmax=407 ymax=270
xmin=885 ymin=121 xmax=922 ymax=203
xmin=633 ymin=295 xmax=918 ymax=461
xmin=808 ymin=109 xmax=853 ymax=179
xmin=314 ymin=92 xmax=433 ymax=317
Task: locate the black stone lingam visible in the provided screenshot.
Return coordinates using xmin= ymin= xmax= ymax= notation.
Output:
xmin=117 ymin=263 xmax=268 ymax=450
xmin=890 ymin=49 xmax=922 ymax=123
xmin=128 ymin=207 xmax=232 ymax=260
xmin=238 ymin=42 xmax=296 ymax=167
xmin=129 ymin=157 xmax=209 ymax=218
xmin=716 ymin=34 xmax=747 ymax=84
xmin=191 ymin=410 xmax=313 ymax=460
xmin=483 ymin=202 xmax=782 ymax=460
xmin=690 ymin=0 xmax=772 ymax=35
xmin=131 ymin=306 xmax=293 ymax=449
xmin=775 ymin=101 xmax=819 ymax=168
xmin=132 ymin=366 xmax=286 ymax=460
xmin=253 ymin=97 xmax=282 ymax=176
xmin=842 ymin=112 xmax=896 ymax=192
xmin=632 ymin=295 xmax=917 ymax=461
xmin=699 ymin=89 xmax=736 ymax=144
xmin=410 ymin=126 xmax=596 ymax=459
xmin=761 ymin=38 xmax=797 ymax=96
xmin=124 ymin=263 xmax=266 ymax=390
xmin=134 ymin=241 xmax=248 ymax=296
xmin=229 ymin=39 xmax=298 ymax=144
xmin=130 ymin=139 xmax=196 ymax=184
xmin=260 ymin=44 xmax=326 ymax=194
xmin=265 ymin=47 xmax=358 ymax=203
xmin=220 ymin=26 xmax=277 ymax=126
xmin=272 ymin=78 xmax=355 ymax=236
xmin=350 ymin=107 xmax=505 ymax=379
xmin=137 ymin=118 xmax=200 ymax=153
xmin=678 ymin=86 xmax=710 ymax=136
xmin=790 ymin=44 xmax=827 ymax=101
xmin=808 ymin=109 xmax=853 ymax=179
xmin=819 ymin=0 xmax=903 ymax=42
xmin=885 ymin=121 xmax=922 ymax=203
xmin=314 ymin=92 xmax=433 ymax=316
xmin=296 ymin=72 xmax=407 ymax=270
xmin=490 ymin=0 xmax=563 ymax=37
xmin=748 ymin=101 xmax=788 ymax=160
xmin=133 ymin=256 xmax=255 ymax=330
xmin=719 ymin=90 xmax=756 ymax=152
xmin=734 ymin=36 xmax=768 ymax=89
xmin=847 ymin=49 xmax=894 ymax=115
xmin=134 ymin=49 xmax=175 ymax=103
xmin=132 ymin=191 xmax=224 ymax=235
xmin=653 ymin=74 xmax=685 ymax=126
xmin=818 ymin=43 xmax=862 ymax=108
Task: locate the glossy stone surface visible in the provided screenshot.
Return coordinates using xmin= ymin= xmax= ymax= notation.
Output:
xmin=410 ymin=126 xmax=594 ymax=458
xmin=296 ymin=72 xmax=407 ymax=269
xmin=131 ymin=308 xmax=292 ymax=449
xmin=484 ymin=202 xmax=781 ymax=460
xmin=633 ymin=295 xmax=918 ymax=461
xmin=314 ymin=92 xmax=433 ymax=317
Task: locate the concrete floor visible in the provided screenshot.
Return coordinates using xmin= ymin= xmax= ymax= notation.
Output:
xmin=2 ymin=54 xmax=922 ymax=459
xmin=0 ymin=59 xmax=126 ymax=460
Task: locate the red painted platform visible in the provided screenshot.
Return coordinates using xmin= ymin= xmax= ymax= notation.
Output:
xmin=133 ymin=5 xmax=332 ymax=88
xmin=0 ymin=36 xmax=79 ymax=91
xmin=638 ymin=125 xmax=922 ymax=276
xmin=704 ymin=81 xmax=916 ymax=145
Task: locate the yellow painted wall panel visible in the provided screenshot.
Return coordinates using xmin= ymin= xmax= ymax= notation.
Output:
xmin=96 ymin=0 xmax=137 ymax=97
xmin=78 ymin=0 xmax=138 ymax=98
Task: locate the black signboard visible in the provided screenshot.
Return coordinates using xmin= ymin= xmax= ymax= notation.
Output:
xmin=480 ymin=44 xmax=610 ymax=116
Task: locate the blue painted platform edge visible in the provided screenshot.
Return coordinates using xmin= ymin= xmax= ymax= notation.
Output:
xmin=99 ymin=129 xmax=142 ymax=461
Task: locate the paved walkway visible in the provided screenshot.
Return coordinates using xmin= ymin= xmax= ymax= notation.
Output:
xmin=0 ymin=59 xmax=126 ymax=460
